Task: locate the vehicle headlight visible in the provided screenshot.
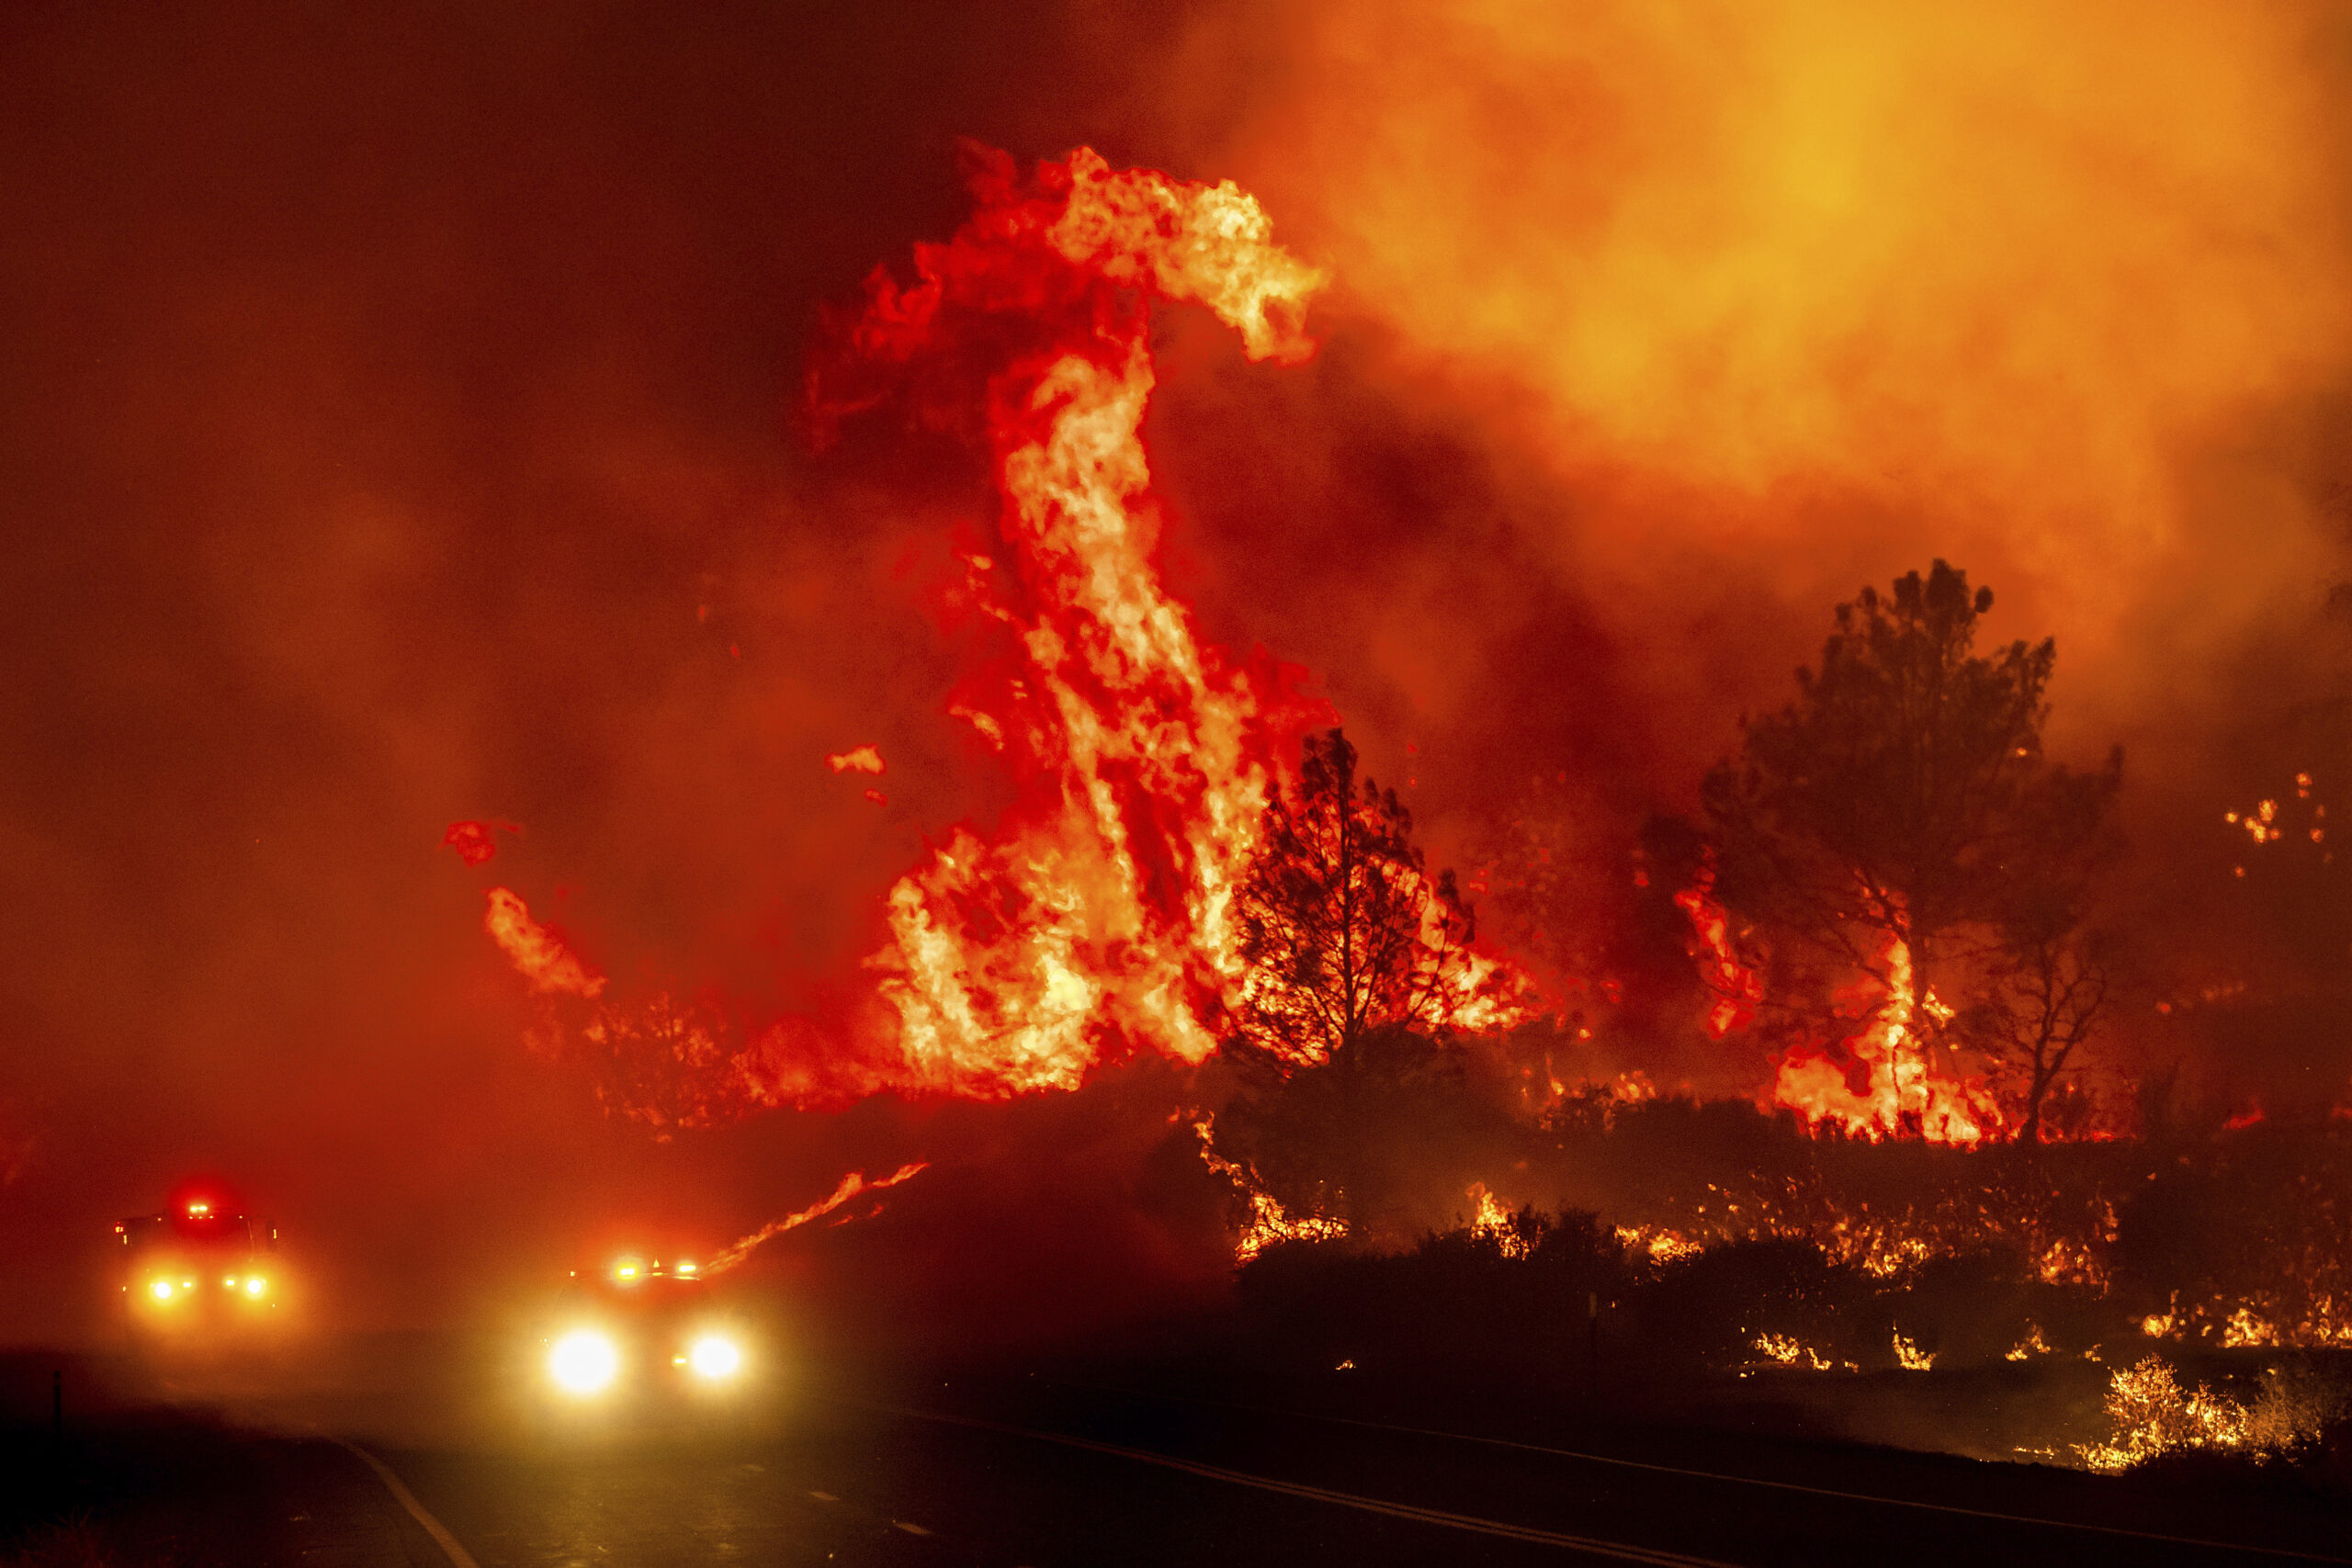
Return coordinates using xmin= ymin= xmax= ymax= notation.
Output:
xmin=548 ymin=1329 xmax=620 ymax=1395
xmin=687 ymin=1336 xmax=741 ymax=1380
xmin=149 ymin=1280 xmax=175 ymax=1302
xmin=243 ymin=1276 xmax=266 ymax=1297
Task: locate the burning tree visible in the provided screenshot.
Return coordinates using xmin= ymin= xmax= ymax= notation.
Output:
xmin=1229 ymin=728 xmax=1486 ymax=1065
xmin=1702 ymin=560 xmax=2122 ymax=1140
xmin=1213 ymin=728 xmax=1520 ymax=1238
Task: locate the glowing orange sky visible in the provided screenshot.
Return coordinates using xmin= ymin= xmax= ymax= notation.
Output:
xmin=1170 ymin=0 xmax=2352 ymax=758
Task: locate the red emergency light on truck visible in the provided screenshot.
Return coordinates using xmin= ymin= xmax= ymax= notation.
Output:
xmin=116 ymin=1196 xmax=282 ymax=1332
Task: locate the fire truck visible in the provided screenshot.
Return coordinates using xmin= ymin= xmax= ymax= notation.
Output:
xmin=531 ymin=1255 xmax=755 ymax=1434
xmin=115 ymin=1195 xmax=282 ymax=1337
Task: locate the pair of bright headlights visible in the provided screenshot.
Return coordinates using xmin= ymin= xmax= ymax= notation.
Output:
xmin=147 ymin=1276 xmax=265 ymax=1302
xmin=547 ymin=1328 xmax=742 ymax=1393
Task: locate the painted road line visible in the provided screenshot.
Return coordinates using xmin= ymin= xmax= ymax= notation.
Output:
xmin=894 ymin=1520 xmax=933 ymax=1535
xmin=1057 ymin=1382 xmax=2352 ymax=1565
xmin=872 ymin=1404 xmax=1737 ymax=1567
xmin=334 ymin=1440 xmax=481 ymax=1568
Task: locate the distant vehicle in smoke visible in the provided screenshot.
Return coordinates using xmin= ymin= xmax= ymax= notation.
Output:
xmin=532 ymin=1256 xmax=754 ymax=1433
xmin=114 ymin=1193 xmax=283 ymax=1340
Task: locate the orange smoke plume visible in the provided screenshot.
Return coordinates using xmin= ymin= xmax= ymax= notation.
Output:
xmin=1182 ymin=1 xmax=2352 ymax=733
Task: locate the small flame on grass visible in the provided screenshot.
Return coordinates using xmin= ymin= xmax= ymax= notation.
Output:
xmin=2005 ymin=1324 xmax=2053 ymax=1361
xmin=1615 ymin=1224 xmax=1703 ymax=1266
xmin=1750 ymin=1333 xmax=1849 ymax=1371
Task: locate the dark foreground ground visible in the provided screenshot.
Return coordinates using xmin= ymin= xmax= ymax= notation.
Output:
xmin=1 ymin=1338 xmax=2346 ymax=1567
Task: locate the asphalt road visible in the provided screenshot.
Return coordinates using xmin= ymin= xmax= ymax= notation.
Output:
xmin=7 ymin=1347 xmax=2350 ymax=1566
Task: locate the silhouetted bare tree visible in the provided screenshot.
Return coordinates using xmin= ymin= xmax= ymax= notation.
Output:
xmin=1964 ymin=899 xmax=2115 ymax=1144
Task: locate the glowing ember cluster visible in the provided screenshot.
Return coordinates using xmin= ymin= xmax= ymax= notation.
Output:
xmin=2222 ymin=768 xmax=2331 ymax=878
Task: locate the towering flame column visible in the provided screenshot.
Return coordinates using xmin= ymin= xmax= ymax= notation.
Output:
xmin=831 ymin=148 xmax=1329 ymax=1096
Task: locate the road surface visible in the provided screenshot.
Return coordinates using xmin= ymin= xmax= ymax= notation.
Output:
xmin=6 ymin=1348 xmax=2346 ymax=1565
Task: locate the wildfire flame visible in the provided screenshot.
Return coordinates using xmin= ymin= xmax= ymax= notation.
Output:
xmin=1193 ymin=1113 xmax=1346 ymax=1264
xmin=1614 ymin=1224 xmax=1703 ymax=1266
xmin=841 ymin=147 xmax=1329 ymax=1098
xmin=1673 ymin=863 xmax=2007 ymax=1144
xmin=443 ymin=819 xmax=517 ymax=867
xmin=1466 ymin=1181 xmax=1531 ymax=1259
xmin=1749 ymin=1332 xmax=1848 ymax=1371
xmin=1768 ymin=935 xmax=2000 ymax=1145
xmin=702 ymin=1162 xmax=927 ymax=1276
xmin=465 ymin=150 xmax=1338 ymax=1113
xmin=483 ymin=887 xmax=605 ymax=1000
xmin=2070 ymin=1356 xmax=2345 ymax=1472
xmin=1674 ymin=864 xmax=1760 ymax=1040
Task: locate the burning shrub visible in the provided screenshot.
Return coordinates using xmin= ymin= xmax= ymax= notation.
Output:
xmin=1548 ymin=1095 xmax=2132 ymax=1305
xmin=2076 ymin=1355 xmax=2352 ymax=1475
